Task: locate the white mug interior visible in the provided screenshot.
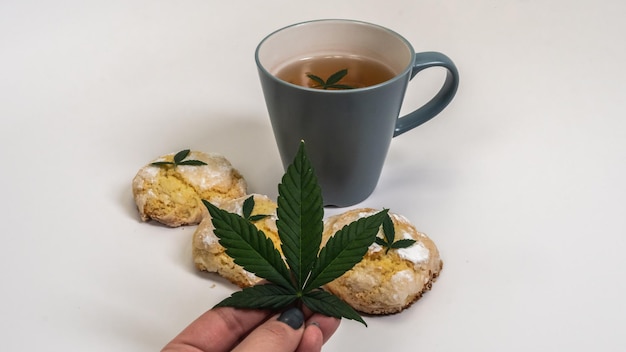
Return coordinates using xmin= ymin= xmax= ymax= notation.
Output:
xmin=256 ymin=20 xmax=414 ymax=78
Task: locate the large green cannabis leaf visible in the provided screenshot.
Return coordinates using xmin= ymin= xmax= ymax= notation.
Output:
xmin=202 ymin=141 xmax=387 ymax=326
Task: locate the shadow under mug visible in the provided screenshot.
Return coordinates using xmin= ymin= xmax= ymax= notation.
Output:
xmin=256 ymin=19 xmax=459 ymax=207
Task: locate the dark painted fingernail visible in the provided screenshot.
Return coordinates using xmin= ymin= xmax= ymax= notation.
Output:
xmin=278 ymin=307 xmax=304 ymax=329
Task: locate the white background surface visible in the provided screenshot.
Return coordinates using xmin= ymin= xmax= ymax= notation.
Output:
xmin=1 ymin=0 xmax=625 ymax=351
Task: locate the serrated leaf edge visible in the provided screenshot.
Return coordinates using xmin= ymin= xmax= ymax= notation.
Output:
xmin=302 ymin=290 xmax=367 ymax=326
xmin=203 ymin=200 xmax=295 ymax=290
xmin=214 ymin=284 xmax=297 ymax=310
xmin=304 ymin=209 xmax=388 ymax=291
xmin=277 ymin=141 xmax=323 ymax=290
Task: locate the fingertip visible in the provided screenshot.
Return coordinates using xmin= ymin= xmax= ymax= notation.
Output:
xmin=308 ymin=321 xmax=321 ymax=329
xmin=232 ymin=309 xmax=306 ymax=352
xmin=296 ymin=322 xmax=324 ymax=352
xmin=161 ymin=307 xmax=271 ymax=352
xmin=306 ymin=314 xmax=341 ymax=344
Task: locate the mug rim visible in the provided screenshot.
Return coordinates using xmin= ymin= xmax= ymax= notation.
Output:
xmin=255 ymin=19 xmax=416 ymax=93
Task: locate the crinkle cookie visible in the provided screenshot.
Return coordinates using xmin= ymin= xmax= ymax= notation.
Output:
xmin=192 ymin=194 xmax=280 ymax=287
xmin=132 ymin=150 xmax=247 ymax=227
xmin=322 ymin=208 xmax=443 ymax=315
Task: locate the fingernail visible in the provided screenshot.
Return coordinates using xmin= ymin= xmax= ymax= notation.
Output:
xmin=278 ymin=307 xmax=304 ymax=329
xmin=308 ymin=321 xmax=320 ymax=328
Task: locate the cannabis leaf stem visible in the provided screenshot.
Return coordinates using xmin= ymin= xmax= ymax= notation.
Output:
xmin=204 ymin=141 xmax=387 ymax=326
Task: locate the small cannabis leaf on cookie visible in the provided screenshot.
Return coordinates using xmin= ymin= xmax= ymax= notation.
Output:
xmin=150 ymin=149 xmax=207 ymax=167
xmin=307 ymin=68 xmax=355 ymax=90
xmin=203 ymin=141 xmax=387 ymax=326
xmin=375 ymin=213 xmax=417 ymax=254
xmin=242 ymin=195 xmax=270 ymax=222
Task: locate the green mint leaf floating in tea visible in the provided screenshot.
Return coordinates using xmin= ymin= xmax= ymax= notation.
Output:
xmin=205 ymin=141 xmax=387 ymax=326
xmin=306 ymin=73 xmax=326 ymax=87
xmin=306 ymin=68 xmax=355 ymax=90
xmin=375 ymin=213 xmax=417 ymax=253
xmin=150 ymin=149 xmax=208 ymax=167
xmin=325 ymin=68 xmax=348 ymax=85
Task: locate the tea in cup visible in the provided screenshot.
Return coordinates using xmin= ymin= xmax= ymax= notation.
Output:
xmin=256 ymin=19 xmax=459 ymax=206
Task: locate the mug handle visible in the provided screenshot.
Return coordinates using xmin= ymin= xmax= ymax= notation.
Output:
xmin=394 ymin=52 xmax=459 ymax=137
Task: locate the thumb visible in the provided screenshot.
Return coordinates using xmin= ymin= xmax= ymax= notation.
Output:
xmin=232 ymin=307 xmax=305 ymax=352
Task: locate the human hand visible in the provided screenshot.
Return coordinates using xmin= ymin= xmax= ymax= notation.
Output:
xmin=161 ymin=306 xmax=341 ymax=352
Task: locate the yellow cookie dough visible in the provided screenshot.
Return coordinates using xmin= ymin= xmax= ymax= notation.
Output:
xmin=192 ymin=194 xmax=281 ymax=287
xmin=132 ymin=151 xmax=247 ymax=227
xmin=322 ymin=208 xmax=443 ymax=315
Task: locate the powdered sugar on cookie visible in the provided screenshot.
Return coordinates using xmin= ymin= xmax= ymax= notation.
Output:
xmin=131 ymin=150 xmax=247 ymax=227
xmin=396 ymin=233 xmax=430 ymax=264
xmin=322 ymin=208 xmax=443 ymax=315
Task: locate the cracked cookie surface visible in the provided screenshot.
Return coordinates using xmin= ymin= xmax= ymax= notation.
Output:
xmin=192 ymin=194 xmax=280 ymax=287
xmin=132 ymin=151 xmax=247 ymax=227
xmin=322 ymin=208 xmax=443 ymax=315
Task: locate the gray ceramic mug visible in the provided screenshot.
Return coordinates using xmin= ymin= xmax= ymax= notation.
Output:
xmin=256 ymin=19 xmax=459 ymax=206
